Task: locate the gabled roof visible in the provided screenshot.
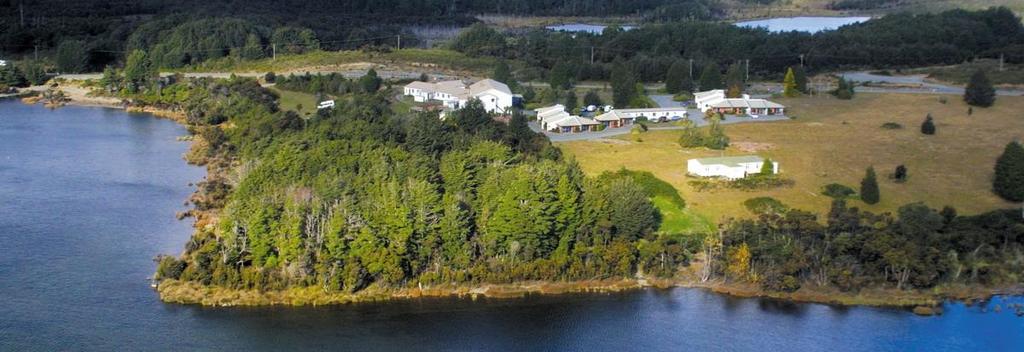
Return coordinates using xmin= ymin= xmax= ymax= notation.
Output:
xmin=690 ymin=155 xmax=765 ymax=167
xmin=552 ymin=115 xmax=600 ymax=127
xmin=614 ymin=107 xmax=689 ymax=114
xmin=708 ymin=98 xmax=785 ymax=109
xmin=405 ymin=81 xmax=435 ymax=90
xmin=694 ymin=89 xmax=725 ymax=100
xmin=435 ymin=80 xmax=467 ymax=96
xmin=469 ymin=79 xmax=512 ymax=95
xmin=594 ymin=110 xmax=624 ymax=121
xmin=535 ymin=104 xmax=565 ymax=115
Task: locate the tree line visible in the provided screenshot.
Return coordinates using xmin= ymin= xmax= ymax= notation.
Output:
xmin=451 ymin=7 xmax=1023 ymax=89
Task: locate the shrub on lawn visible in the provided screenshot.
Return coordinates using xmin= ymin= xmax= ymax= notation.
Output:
xmin=881 ymin=122 xmax=903 ymax=129
xmin=822 ymin=183 xmax=856 ymax=199
xmin=743 ymin=197 xmax=788 ymax=214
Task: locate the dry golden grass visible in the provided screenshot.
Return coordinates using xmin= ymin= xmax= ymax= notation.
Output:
xmin=559 ymin=93 xmax=1022 ymax=224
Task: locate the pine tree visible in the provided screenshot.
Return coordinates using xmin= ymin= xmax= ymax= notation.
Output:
xmin=55 ymin=39 xmax=87 ymax=74
xmin=894 ymin=165 xmax=908 ymax=183
xmin=964 ymin=69 xmax=996 ymax=107
xmin=993 ymin=141 xmax=1024 ymax=202
xmin=123 ymin=50 xmax=155 ymax=93
xmin=760 ymin=158 xmax=774 ymax=175
xmin=706 ymin=118 xmax=729 ymax=150
xmin=492 ymin=60 xmax=511 ymax=83
xmin=583 ymin=90 xmax=602 ymax=107
xmin=611 ymin=62 xmax=637 ymax=108
xmin=564 ymin=91 xmax=578 ymax=113
xmin=920 ymin=114 xmax=936 ymax=135
xmin=241 ymin=34 xmax=264 ymax=60
xmin=792 ymin=65 xmax=808 ymax=93
xmin=665 ymin=60 xmax=688 ymax=94
xmin=783 ymin=67 xmax=799 ymax=97
xmin=832 ymin=77 xmax=854 ymax=100
xmin=724 ymin=62 xmax=744 ymax=97
xmin=698 ymin=63 xmax=723 ymax=91
xmin=860 ymin=166 xmax=880 ymax=205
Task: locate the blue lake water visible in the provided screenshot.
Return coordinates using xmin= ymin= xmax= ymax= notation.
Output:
xmin=546 ymin=23 xmax=635 ymax=34
xmin=735 ymin=16 xmax=871 ymax=33
xmin=1 ymin=99 xmax=1023 ymax=351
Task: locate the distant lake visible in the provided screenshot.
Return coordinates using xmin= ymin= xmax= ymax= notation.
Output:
xmin=546 ymin=23 xmax=635 ymax=34
xmin=2 ymin=99 xmax=1024 ymax=351
xmin=735 ymin=16 xmax=870 ymax=33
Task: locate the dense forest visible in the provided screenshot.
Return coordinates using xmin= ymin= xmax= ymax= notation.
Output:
xmin=712 ymin=201 xmax=1024 ymax=292
xmin=125 ymin=72 xmax=692 ymax=292
xmin=450 ymin=7 xmax=1024 ymax=84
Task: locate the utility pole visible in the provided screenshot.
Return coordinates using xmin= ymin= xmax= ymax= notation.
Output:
xmin=397 ymin=35 xmax=401 ymax=50
xmin=272 ymin=44 xmax=276 ymax=61
xmin=34 ymin=45 xmax=38 ymax=60
xmin=799 ymin=54 xmax=805 ymax=67
xmin=590 ymin=46 xmax=595 ymax=64
xmin=1000 ymin=53 xmax=1005 ymax=72
xmin=688 ymin=59 xmax=693 ymax=78
xmin=20 ymin=1 xmax=25 ymax=28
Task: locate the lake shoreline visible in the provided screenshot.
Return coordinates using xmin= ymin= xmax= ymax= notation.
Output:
xmin=157 ymin=276 xmax=1021 ymax=311
xmin=27 ymin=82 xmax=1021 ymax=314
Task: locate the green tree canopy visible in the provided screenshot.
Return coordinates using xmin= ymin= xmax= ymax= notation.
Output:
xmin=964 ymin=69 xmax=996 ymax=107
xmin=56 ymin=40 xmax=88 ymax=73
xmin=698 ymin=63 xmax=722 ymax=91
xmin=783 ymin=67 xmax=799 ymax=97
xmin=921 ymin=114 xmax=936 ymax=135
xmin=993 ymin=141 xmax=1024 ymax=202
xmin=860 ymin=166 xmax=880 ymax=204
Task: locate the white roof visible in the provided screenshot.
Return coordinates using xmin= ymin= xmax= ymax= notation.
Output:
xmin=708 ymin=99 xmax=784 ymax=109
xmin=469 ymin=79 xmax=511 ymax=95
xmin=614 ymin=107 xmax=689 ymax=113
xmin=594 ymin=110 xmax=624 ymax=122
xmin=405 ymin=81 xmax=434 ymax=90
xmin=694 ymin=89 xmax=725 ymax=100
xmin=535 ymin=104 xmax=565 ymax=115
xmin=550 ymin=115 xmax=599 ymax=127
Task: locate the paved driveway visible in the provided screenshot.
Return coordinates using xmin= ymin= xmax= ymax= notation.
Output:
xmin=842 ymin=71 xmax=1024 ymax=96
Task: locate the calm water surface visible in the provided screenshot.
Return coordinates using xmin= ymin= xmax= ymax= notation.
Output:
xmin=1 ymin=99 xmax=1023 ymax=351
xmin=735 ymin=16 xmax=870 ymax=33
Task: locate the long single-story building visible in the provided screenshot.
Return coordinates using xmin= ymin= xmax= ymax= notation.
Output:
xmin=404 ymin=79 xmax=514 ymax=113
xmin=694 ymin=90 xmax=785 ymax=116
xmin=536 ymin=104 xmax=601 ymax=133
xmin=687 ymin=155 xmax=778 ymax=180
xmin=593 ymin=107 xmax=689 ymax=127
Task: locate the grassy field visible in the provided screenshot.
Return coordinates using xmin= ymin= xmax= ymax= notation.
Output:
xmin=268 ymin=87 xmax=318 ymax=116
xmin=908 ymin=59 xmax=1024 ymax=87
xmin=559 ymin=93 xmax=1022 ymax=226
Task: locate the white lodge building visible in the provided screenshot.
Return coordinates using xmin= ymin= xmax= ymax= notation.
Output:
xmin=403 ymin=79 xmax=514 ymax=113
xmin=694 ymin=90 xmax=785 ymax=116
xmin=687 ymin=155 xmax=778 ymax=180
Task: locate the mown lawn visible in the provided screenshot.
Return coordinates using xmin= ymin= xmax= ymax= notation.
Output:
xmin=268 ymin=86 xmax=318 ymax=116
xmin=559 ymin=93 xmax=1022 ymax=224
xmin=191 ymin=49 xmax=497 ymax=76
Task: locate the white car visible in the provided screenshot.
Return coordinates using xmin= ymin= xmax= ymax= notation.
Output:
xmin=749 ymin=114 xmax=759 ymax=119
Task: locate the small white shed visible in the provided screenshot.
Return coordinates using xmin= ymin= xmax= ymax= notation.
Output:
xmin=687 ymin=155 xmax=778 ymax=180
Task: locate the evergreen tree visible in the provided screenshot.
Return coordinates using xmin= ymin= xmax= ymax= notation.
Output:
xmin=964 ymin=69 xmax=995 ymax=107
xmin=677 ymin=120 xmax=704 ymax=148
xmin=21 ymin=61 xmax=48 ymax=86
xmin=783 ymin=67 xmax=799 ymax=97
xmin=548 ymin=61 xmax=574 ymax=90
xmin=993 ymin=141 xmax=1024 ymax=202
xmin=665 ymin=60 xmax=688 ymax=94
xmin=894 ymin=165 xmax=908 ymax=183
xmin=920 ymin=114 xmax=936 ymax=135
xmin=99 ymin=66 xmax=121 ymax=92
xmin=583 ymin=90 xmax=603 ymax=107
xmin=611 ymin=62 xmax=636 ymax=108
xmin=564 ymin=91 xmax=578 ymax=113
xmin=0 ymin=64 xmax=26 ymax=87
xmin=492 ymin=60 xmax=511 ymax=83
xmin=832 ymin=77 xmax=854 ymax=100
xmin=123 ymin=50 xmax=155 ymax=93
xmin=705 ymin=118 xmax=729 ymax=150
xmin=724 ymin=62 xmax=744 ymax=97
xmin=699 ymin=63 xmax=723 ymax=91
xmin=860 ymin=166 xmax=880 ymax=205
xmin=760 ymin=158 xmax=774 ymax=175
xmin=680 ymin=66 xmax=695 ymax=94
xmin=241 ymin=34 xmax=265 ymax=60
xmin=792 ymin=65 xmax=808 ymax=93
xmin=55 ymin=39 xmax=88 ymax=74
xmin=358 ymin=68 xmax=381 ymax=93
